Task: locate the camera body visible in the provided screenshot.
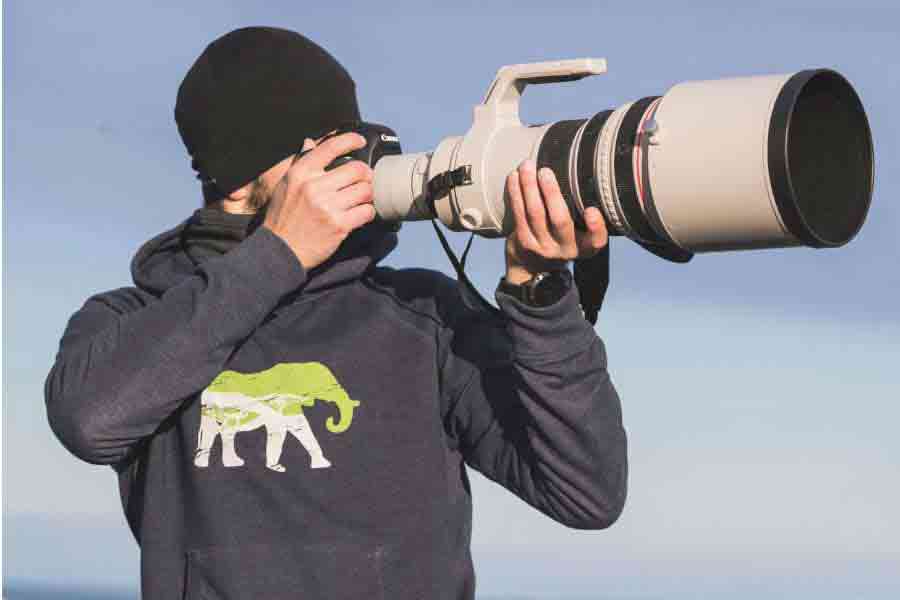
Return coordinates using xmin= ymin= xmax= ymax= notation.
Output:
xmin=313 ymin=121 xmax=403 ymax=172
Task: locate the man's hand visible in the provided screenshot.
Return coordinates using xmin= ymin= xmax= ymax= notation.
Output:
xmin=505 ymin=159 xmax=608 ymax=285
xmin=263 ymin=132 xmax=376 ymax=270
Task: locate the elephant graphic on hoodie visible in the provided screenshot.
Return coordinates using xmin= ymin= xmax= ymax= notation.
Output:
xmin=193 ymin=362 xmax=359 ymax=472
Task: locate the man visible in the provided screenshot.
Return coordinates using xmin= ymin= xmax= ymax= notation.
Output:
xmin=44 ymin=26 xmax=626 ymax=600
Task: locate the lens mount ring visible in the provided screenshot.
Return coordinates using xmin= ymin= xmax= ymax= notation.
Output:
xmin=614 ymin=96 xmax=665 ymax=245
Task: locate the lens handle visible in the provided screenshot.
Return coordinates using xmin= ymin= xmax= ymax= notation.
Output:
xmin=477 ymin=58 xmax=607 ymax=126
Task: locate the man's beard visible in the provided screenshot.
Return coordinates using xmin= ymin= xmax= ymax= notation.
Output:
xmin=203 ymin=177 xmax=272 ymax=213
xmin=244 ymin=178 xmax=274 ymax=235
xmin=245 ymin=177 xmax=271 ymax=212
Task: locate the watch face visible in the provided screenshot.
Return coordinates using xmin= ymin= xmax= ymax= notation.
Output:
xmin=532 ymin=271 xmax=569 ymax=306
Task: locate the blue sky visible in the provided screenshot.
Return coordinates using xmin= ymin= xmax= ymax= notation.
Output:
xmin=4 ymin=1 xmax=899 ymax=598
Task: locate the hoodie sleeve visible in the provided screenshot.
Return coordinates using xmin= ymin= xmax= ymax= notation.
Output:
xmin=439 ymin=273 xmax=627 ymax=530
xmin=45 ymin=226 xmax=307 ymax=466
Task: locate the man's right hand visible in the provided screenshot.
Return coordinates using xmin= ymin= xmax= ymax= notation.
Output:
xmin=263 ymin=132 xmax=376 ymax=271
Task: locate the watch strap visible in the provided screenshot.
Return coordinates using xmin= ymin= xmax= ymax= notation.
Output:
xmin=497 ymin=269 xmax=570 ymax=307
xmin=497 ymin=276 xmax=531 ymax=304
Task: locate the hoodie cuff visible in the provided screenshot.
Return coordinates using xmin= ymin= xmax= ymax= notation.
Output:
xmin=495 ymin=274 xmax=596 ymax=360
xmin=223 ymin=226 xmax=308 ymax=304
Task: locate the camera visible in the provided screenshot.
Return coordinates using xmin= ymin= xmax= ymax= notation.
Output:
xmin=323 ymin=59 xmax=874 ymax=260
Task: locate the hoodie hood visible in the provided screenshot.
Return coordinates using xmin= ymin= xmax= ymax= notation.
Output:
xmin=131 ymin=207 xmax=398 ymax=298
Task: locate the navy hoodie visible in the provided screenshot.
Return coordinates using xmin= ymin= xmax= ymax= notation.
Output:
xmin=44 ymin=207 xmax=628 ymax=599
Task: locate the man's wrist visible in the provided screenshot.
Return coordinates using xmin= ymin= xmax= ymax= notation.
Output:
xmin=505 ymin=259 xmax=568 ymax=285
xmin=505 ymin=265 xmax=538 ymax=286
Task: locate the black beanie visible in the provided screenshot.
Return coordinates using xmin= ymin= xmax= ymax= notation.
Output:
xmin=175 ymin=26 xmax=361 ymax=200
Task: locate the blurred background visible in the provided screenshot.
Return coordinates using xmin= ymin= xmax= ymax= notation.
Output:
xmin=4 ymin=1 xmax=898 ymax=598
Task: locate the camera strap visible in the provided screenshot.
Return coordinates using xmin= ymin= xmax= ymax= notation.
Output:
xmin=573 ymin=246 xmax=609 ymax=325
xmin=425 ymin=165 xmax=608 ymax=324
xmin=430 ymin=218 xmax=609 ymax=325
xmin=430 ymin=220 xmax=502 ymax=317
xmin=423 ymin=165 xmax=500 ymax=316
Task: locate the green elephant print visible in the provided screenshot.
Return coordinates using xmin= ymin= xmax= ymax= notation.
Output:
xmin=193 ymin=362 xmax=359 ymax=473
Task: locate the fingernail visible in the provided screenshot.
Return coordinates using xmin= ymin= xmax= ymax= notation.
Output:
xmin=585 ymin=207 xmax=601 ymax=223
xmin=539 ymin=168 xmax=555 ymax=181
xmin=521 ymin=159 xmax=535 ymax=171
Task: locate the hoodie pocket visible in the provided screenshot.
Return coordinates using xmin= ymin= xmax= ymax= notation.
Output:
xmin=184 ymin=540 xmax=386 ymax=600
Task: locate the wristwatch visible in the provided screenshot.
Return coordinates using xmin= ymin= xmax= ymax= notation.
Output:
xmin=497 ymin=269 xmax=571 ymax=307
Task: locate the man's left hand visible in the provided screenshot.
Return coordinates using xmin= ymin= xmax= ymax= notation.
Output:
xmin=505 ymin=159 xmax=608 ymax=285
